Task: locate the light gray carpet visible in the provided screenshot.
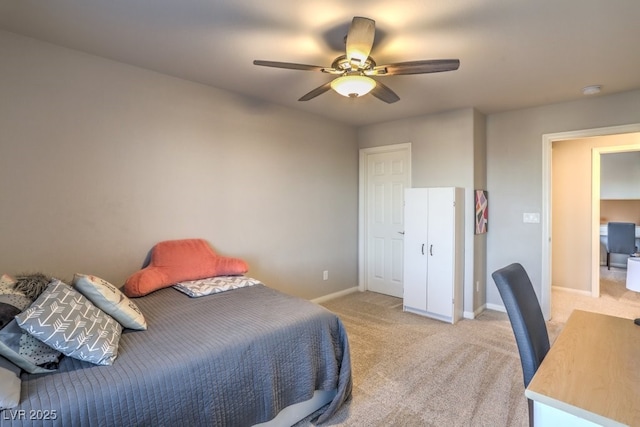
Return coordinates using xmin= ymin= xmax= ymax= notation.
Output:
xmin=298 ymin=268 xmax=635 ymax=426
xmin=298 ymin=291 xmax=561 ymax=427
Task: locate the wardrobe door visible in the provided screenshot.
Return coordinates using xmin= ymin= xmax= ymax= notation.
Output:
xmin=425 ymin=187 xmax=456 ymax=319
xmin=403 ymin=188 xmax=428 ymax=312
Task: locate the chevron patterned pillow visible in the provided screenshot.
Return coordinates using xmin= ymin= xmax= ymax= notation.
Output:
xmin=173 ymin=276 xmax=261 ymax=298
xmin=15 ymin=280 xmax=122 ymax=366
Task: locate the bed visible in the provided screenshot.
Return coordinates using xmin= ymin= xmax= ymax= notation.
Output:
xmin=1 ymin=280 xmax=352 ymax=426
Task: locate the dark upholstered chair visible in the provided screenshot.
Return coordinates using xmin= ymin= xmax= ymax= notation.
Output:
xmin=606 ymin=222 xmax=637 ymax=270
xmin=492 ymin=263 xmax=550 ymax=426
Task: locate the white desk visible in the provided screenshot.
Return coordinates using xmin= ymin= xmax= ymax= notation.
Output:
xmin=526 ymin=310 xmax=640 ymax=426
xmin=628 ymin=257 xmax=640 ymax=292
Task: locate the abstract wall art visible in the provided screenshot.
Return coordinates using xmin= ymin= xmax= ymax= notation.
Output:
xmin=475 ymin=190 xmax=488 ymax=234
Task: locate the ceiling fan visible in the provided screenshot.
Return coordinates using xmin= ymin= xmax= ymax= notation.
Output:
xmin=253 ymin=16 xmax=460 ymax=104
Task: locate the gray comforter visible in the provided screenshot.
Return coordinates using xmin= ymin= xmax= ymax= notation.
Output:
xmin=1 ymin=284 xmax=352 ymax=426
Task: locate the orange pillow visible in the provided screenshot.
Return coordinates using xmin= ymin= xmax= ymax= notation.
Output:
xmin=124 ymin=239 xmax=248 ymax=297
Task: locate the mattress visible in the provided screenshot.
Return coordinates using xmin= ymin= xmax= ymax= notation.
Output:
xmin=2 ymin=284 xmax=351 ymax=426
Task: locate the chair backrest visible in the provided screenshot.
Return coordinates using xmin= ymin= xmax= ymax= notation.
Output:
xmin=607 ymin=222 xmax=636 ymax=254
xmin=492 ymin=263 xmax=550 ymax=387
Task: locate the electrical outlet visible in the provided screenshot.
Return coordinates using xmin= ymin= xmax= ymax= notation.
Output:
xmin=323 ymin=270 xmax=329 ymax=281
xmin=523 ymin=213 xmax=540 ymax=223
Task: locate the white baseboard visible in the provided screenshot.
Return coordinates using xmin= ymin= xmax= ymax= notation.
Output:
xmin=486 ymin=302 xmax=506 ymax=313
xmin=463 ymin=304 xmax=487 ymax=320
xmin=551 ymin=286 xmax=592 ymax=297
xmin=311 ymin=286 xmax=360 ymax=304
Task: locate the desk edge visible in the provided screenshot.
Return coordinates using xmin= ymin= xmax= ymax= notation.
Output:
xmin=525 ymin=389 xmax=628 ymax=427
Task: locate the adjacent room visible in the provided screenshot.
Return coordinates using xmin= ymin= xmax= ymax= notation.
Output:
xmin=1 ymin=1 xmax=640 ymax=426
xmin=552 ymin=138 xmax=640 ymax=323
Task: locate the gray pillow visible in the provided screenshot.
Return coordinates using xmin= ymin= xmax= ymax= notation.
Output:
xmin=72 ymin=273 xmax=147 ymax=330
xmin=0 ymin=274 xmax=31 ymax=329
xmin=15 ymin=280 xmax=122 ymax=366
xmin=0 ymin=274 xmax=61 ymax=373
xmin=0 ymin=355 xmax=21 ymax=410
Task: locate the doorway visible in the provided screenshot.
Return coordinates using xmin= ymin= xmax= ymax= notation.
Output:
xmin=542 ymin=124 xmax=640 ymax=319
xmin=358 ymin=143 xmax=412 ymax=297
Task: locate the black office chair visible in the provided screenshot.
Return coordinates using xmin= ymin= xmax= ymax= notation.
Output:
xmin=492 ymin=263 xmax=550 ymax=427
xmin=606 ymin=222 xmax=637 ymax=270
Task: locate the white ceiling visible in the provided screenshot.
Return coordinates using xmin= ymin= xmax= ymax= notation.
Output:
xmin=2 ymin=0 xmax=640 ymax=126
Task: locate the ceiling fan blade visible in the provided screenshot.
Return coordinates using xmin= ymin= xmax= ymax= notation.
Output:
xmin=369 ymin=59 xmax=460 ymax=76
xmin=346 ymin=17 xmax=375 ymax=67
xmin=253 ymin=60 xmax=324 ymax=72
xmin=370 ymin=80 xmax=400 ymax=104
xmin=298 ymin=82 xmax=333 ymax=101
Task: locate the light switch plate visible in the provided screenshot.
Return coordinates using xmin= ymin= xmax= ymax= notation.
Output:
xmin=523 ymin=213 xmax=540 ymax=223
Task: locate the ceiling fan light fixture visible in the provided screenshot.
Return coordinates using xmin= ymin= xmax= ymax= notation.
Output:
xmin=253 ymin=16 xmax=459 ymax=103
xmin=331 ymin=75 xmax=376 ymax=98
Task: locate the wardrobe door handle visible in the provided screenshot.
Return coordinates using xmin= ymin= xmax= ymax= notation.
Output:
xmin=421 ymin=244 xmax=424 ymax=255
xmin=430 ymin=244 xmax=433 ymax=256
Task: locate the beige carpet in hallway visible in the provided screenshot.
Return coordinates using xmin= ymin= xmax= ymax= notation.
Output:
xmin=551 ymin=266 xmax=640 ymax=323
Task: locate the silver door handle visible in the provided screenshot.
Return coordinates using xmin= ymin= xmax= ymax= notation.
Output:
xmin=430 ymin=244 xmax=433 ymax=256
xmin=398 ymin=231 xmax=405 ymax=235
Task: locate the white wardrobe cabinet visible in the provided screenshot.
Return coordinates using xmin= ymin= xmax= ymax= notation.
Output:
xmin=403 ymin=187 xmax=464 ymax=324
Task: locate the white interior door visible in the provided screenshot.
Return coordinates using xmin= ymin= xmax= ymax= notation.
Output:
xmin=361 ymin=145 xmax=411 ymax=298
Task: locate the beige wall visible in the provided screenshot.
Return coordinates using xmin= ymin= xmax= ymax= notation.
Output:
xmin=487 ymin=91 xmax=640 ymax=309
xmin=0 ymin=31 xmax=359 ymax=299
xmin=551 ymin=139 xmax=591 ymax=291
xmin=601 ymin=200 xmax=640 ymax=224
